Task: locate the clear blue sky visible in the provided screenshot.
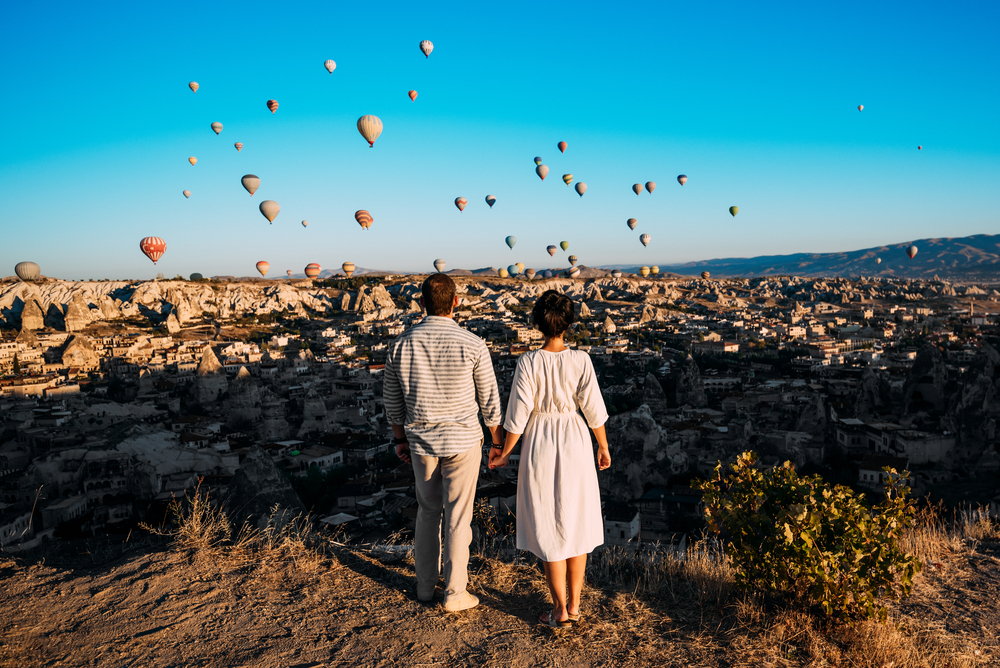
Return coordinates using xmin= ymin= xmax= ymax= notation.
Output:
xmin=2 ymin=0 xmax=998 ymax=279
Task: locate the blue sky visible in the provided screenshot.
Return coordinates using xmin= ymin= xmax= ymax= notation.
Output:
xmin=2 ymin=0 xmax=998 ymax=279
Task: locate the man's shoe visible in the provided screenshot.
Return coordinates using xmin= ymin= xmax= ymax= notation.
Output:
xmin=442 ymin=591 xmax=479 ymax=612
xmin=417 ymin=586 xmax=436 ymax=603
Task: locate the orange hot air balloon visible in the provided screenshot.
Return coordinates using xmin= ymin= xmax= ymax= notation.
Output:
xmin=304 ymin=263 xmax=321 ymax=278
xmin=188 ymin=82 xmax=199 ymax=93
xmin=256 ymin=261 xmax=270 ymax=277
xmin=408 ymin=90 xmax=418 ymax=101
xmin=557 ymin=141 xmax=567 ymax=153
xmin=355 ymin=210 xmax=373 ymax=229
xmin=188 ymin=157 xmax=197 ymax=166
xmin=211 ymin=122 xmax=223 ymax=135
xmin=342 ymin=262 xmax=355 ymax=277
xmin=357 ymin=115 xmax=383 ymax=147
xmin=455 ymin=197 xmax=467 ymax=211
xmin=139 ymin=237 xmax=167 ymax=264
xmin=677 ymin=174 xmax=687 ymax=186
xmin=267 ymin=99 xmax=279 ymax=114
xmin=234 ymin=142 xmax=243 ymax=152
xmin=627 ymin=218 xmax=637 ymax=230
xmin=183 ymin=190 xmax=191 ymax=198
xmin=645 ymin=181 xmax=656 ymax=194
xmin=701 ymin=271 xmax=710 ymax=280
xmin=632 ymin=183 xmax=642 ymax=195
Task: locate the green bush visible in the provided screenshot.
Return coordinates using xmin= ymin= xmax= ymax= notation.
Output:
xmin=695 ymin=451 xmax=921 ymax=621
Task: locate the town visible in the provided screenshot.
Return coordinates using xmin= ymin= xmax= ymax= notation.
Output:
xmin=2 ymin=271 xmax=999 ymax=553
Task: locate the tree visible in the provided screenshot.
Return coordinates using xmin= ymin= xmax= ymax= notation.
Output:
xmin=12 ymin=354 xmax=21 ymax=376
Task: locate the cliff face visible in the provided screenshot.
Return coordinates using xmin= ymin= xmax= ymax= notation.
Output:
xmin=227 ymin=367 xmax=261 ymax=431
xmin=945 ymin=344 xmax=1000 ymax=463
xmin=675 ymin=356 xmax=707 ymax=408
xmin=194 ymin=345 xmax=227 ymax=405
xmin=226 ymin=445 xmax=305 ymax=529
xmin=599 ymin=405 xmax=689 ymax=501
xmin=903 ymin=344 xmax=949 ymax=415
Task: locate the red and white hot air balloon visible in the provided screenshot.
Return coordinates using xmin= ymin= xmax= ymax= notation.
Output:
xmin=267 ymin=99 xmax=279 ymax=114
xmin=286 ymin=270 xmax=292 ymax=278
xmin=357 ymin=115 xmax=383 ymax=147
xmin=355 ymin=210 xmax=373 ymax=229
xmin=547 ymin=245 xmax=557 ymax=256
xmin=324 ymin=59 xmax=336 ymax=73
xmin=304 ymin=263 xmax=321 ymax=278
xmin=188 ymin=82 xmax=199 ymax=93
xmin=455 ymin=197 xmax=467 ymax=211
xmin=256 ymin=261 xmax=270 ymax=277
xmin=557 ymin=141 xmax=567 ymax=153
xmin=906 ymin=245 xmax=918 ymax=259
xmin=234 ymin=142 xmax=243 ymax=152
xmin=139 ymin=237 xmax=167 ymax=264
xmin=408 ymin=90 xmax=418 ymax=101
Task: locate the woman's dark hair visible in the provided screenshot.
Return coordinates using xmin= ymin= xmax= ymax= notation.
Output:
xmin=532 ymin=290 xmax=576 ymax=338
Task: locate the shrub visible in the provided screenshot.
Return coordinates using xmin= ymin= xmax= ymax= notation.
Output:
xmin=695 ymin=451 xmax=921 ymax=621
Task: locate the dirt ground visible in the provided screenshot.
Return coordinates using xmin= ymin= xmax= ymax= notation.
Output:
xmin=0 ymin=539 xmax=997 ymax=668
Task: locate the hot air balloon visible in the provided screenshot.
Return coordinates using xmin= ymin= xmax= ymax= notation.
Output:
xmin=627 ymin=218 xmax=638 ymax=230
xmin=455 ymin=197 xmax=467 ymax=211
xmin=541 ymin=270 xmax=553 ymax=278
xmin=611 ymin=270 xmax=623 ymax=278
xmin=575 ymin=182 xmax=587 ymax=197
xmin=211 ymin=122 xmax=223 ymax=135
xmin=259 ymin=200 xmax=280 ymax=224
xmin=357 ymin=115 xmax=383 ymax=147
xmin=516 ymin=262 xmax=524 ymax=273
xmin=498 ymin=268 xmax=509 ymax=278
xmin=858 ymin=104 xmax=864 ymax=112
xmin=304 ymin=263 xmax=321 ymax=278
xmin=420 ymin=40 xmax=433 ymax=58
xmin=562 ymin=174 xmax=573 ymax=186
xmin=568 ymin=255 xmax=578 ymax=266
xmin=434 ymin=259 xmax=446 ymax=273
xmin=241 ymin=174 xmax=260 ymax=196
xmin=534 ymin=157 xmax=543 ymax=166
xmin=189 ymin=82 xmax=199 ymax=93
xmin=355 ymin=210 xmax=373 ymax=229
xmin=139 ymin=237 xmax=167 ymax=264
xmin=876 ymin=258 xmax=882 ymax=264
xmin=324 ymin=59 xmax=336 ymax=73
xmin=701 ymin=271 xmax=710 ymax=280
xmin=486 ymin=195 xmax=496 ymax=208
xmin=234 ymin=142 xmax=243 ymax=152
xmin=183 ymin=190 xmax=191 ymax=198
xmin=640 ymin=234 xmax=651 ymax=247
xmin=917 ymin=145 xmax=922 ymax=150
xmin=267 ymin=99 xmax=279 ymax=114
xmin=507 ymin=264 xmax=519 ymax=276
xmin=525 ymin=269 xmax=536 ymax=280
xmin=505 ymin=235 xmax=516 ymax=249
xmin=640 ymin=267 xmax=650 ymax=277
xmin=301 ymin=220 xmax=308 ymax=228
xmin=286 ymin=270 xmax=292 ymax=278
xmin=645 ymin=181 xmax=656 ymax=194
xmin=14 ymin=262 xmax=40 ymax=281
xmin=256 ymin=261 xmax=270 ymax=277
xmin=342 ymin=262 xmax=355 ymax=277
xmin=557 ymin=141 xmax=567 ymax=153
xmin=729 ymin=206 xmax=738 ymax=217
xmin=677 ymin=174 xmax=687 ymax=186
xmin=547 ymin=245 xmax=557 ymax=257
xmin=568 ymin=267 xmax=581 ymax=278
xmin=632 ymin=183 xmax=642 ymax=196
xmin=191 ymin=273 xmax=204 ymax=281
xmin=906 ymin=245 xmax=918 ymax=259
xmin=650 ymin=266 xmax=659 ymax=275
xmin=188 ymin=157 xmax=197 ymax=166
xmin=560 ymin=241 xmax=569 ymax=251
xmin=536 ymin=164 xmax=549 ymax=180
xmin=408 ymin=90 xmax=418 ymax=101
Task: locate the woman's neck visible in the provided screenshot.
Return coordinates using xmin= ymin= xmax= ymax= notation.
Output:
xmin=542 ymin=335 xmax=566 ymax=352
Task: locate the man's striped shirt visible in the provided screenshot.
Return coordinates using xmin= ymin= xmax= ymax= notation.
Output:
xmin=383 ymin=315 xmax=502 ymax=457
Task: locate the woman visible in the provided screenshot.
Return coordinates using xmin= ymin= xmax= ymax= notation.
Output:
xmin=489 ymin=290 xmax=611 ymax=629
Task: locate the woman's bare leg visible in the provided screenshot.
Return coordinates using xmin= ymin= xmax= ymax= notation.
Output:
xmin=566 ymin=554 xmax=587 ymax=616
xmin=542 ymin=559 xmax=569 ymax=622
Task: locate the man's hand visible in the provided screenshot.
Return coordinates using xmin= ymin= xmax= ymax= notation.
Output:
xmin=395 ymin=441 xmax=411 ymax=464
xmin=488 ymin=448 xmax=509 ymax=469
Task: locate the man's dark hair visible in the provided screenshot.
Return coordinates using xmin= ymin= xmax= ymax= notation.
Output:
xmin=421 ymin=273 xmax=457 ymax=316
xmin=532 ymin=290 xmax=576 ymax=338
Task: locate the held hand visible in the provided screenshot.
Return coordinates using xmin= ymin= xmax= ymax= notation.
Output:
xmin=597 ymin=447 xmax=611 ymax=471
xmin=488 ymin=449 xmax=510 ymax=469
xmin=395 ymin=441 xmax=411 ymax=464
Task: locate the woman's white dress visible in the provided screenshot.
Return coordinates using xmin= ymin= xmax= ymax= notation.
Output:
xmin=503 ymin=349 xmax=609 ymax=562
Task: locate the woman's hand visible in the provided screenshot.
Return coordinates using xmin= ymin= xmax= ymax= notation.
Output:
xmin=488 ymin=449 xmax=510 ymax=469
xmin=597 ymin=446 xmax=611 ymax=470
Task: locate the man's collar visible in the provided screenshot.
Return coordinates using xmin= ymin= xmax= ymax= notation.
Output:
xmin=422 ymin=315 xmax=457 ymax=324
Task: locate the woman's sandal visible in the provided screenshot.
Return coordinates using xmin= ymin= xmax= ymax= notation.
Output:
xmin=539 ymin=610 xmax=573 ymax=629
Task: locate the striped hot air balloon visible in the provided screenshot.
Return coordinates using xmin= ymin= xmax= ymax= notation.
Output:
xmin=640 ymin=267 xmax=650 ymax=277
xmin=188 ymin=82 xmax=199 ymax=93
xmin=632 ymin=183 xmax=642 ymax=195
xmin=357 ymin=115 xmax=383 ymax=147
xmin=183 ymin=190 xmax=191 ymax=198
xmin=645 ymin=181 xmax=656 ymax=194
xmin=562 ymin=174 xmax=573 ymax=186
xmin=256 ymin=261 xmax=270 ymax=277
xmin=536 ymin=164 xmax=549 ymax=180
xmin=267 ymin=99 xmax=279 ymax=114
xmin=408 ymin=90 xmax=418 ymax=101
xmin=650 ymin=266 xmax=659 ymax=275
xmin=557 ymin=141 xmax=567 ymax=153
xmin=324 ymin=59 xmax=336 ymax=73
xmin=420 ymin=40 xmax=434 ymax=57
xmin=304 ymin=263 xmax=321 ymax=278
xmin=568 ymin=255 xmax=578 ymax=266
xmin=525 ymin=269 xmax=536 ymax=280
xmin=342 ymin=262 xmax=355 ymax=277
xmin=241 ymin=174 xmax=260 ymax=196
xmin=14 ymin=262 xmax=40 ymax=281
xmin=355 ymin=210 xmax=373 ymax=229
xmin=211 ymin=122 xmax=223 ymax=135
xmin=259 ymin=200 xmax=280 ymax=224
xmin=188 ymin=157 xmax=197 ymax=166
xmin=568 ymin=267 xmax=581 ymax=278
xmin=640 ymin=234 xmax=651 ymax=247
xmin=139 ymin=237 xmax=167 ymax=264
xmin=534 ymin=157 xmax=543 ymax=166
xmin=575 ymin=182 xmax=587 ymax=197
xmin=547 ymin=245 xmax=557 ymax=257
xmin=627 ymin=218 xmax=638 ymax=230
xmin=455 ymin=197 xmax=467 ymax=211
xmin=234 ymin=142 xmax=243 ymax=152
xmin=701 ymin=271 xmax=710 ymax=280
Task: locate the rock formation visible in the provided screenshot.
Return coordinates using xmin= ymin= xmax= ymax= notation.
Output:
xmin=642 ymin=373 xmax=669 ymax=422
xmin=945 ymin=344 xmax=1000 ymax=462
xmin=194 ymin=345 xmax=227 ymax=405
xmin=675 ymin=355 xmax=707 ymax=408
xmin=61 ymin=335 xmax=99 ymax=368
xmin=903 ymin=344 xmax=949 ymax=415
xmin=854 ymin=367 xmax=894 ymax=420
xmin=598 ymin=406 xmax=689 ymax=501
xmin=226 ymin=445 xmax=305 ymax=530
xmin=44 ymin=303 xmax=65 ymax=330
xmin=19 ymin=299 xmax=44 ymax=330
xmin=297 ymin=392 xmax=330 ymax=438
xmin=164 ymin=311 xmax=181 ymax=334
xmin=227 ymin=367 xmax=262 ymax=431
xmin=64 ymin=294 xmax=91 ymax=332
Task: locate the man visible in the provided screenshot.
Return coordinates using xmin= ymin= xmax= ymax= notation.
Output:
xmin=383 ymin=273 xmax=503 ymax=612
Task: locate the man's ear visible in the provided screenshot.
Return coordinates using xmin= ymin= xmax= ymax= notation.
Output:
xmin=453 ymin=295 xmax=459 ymax=307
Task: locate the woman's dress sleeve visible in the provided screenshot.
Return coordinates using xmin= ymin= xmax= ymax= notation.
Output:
xmin=575 ymin=353 xmax=609 ymax=429
xmin=503 ymin=355 xmax=535 ymax=434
